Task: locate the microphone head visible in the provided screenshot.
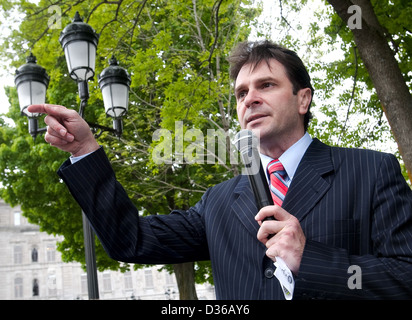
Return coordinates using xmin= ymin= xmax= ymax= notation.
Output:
xmin=233 ymin=129 xmax=261 ymax=176
xmin=233 ymin=129 xmax=259 ymax=153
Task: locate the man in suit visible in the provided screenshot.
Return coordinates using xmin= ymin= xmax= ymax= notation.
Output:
xmin=28 ymin=40 xmax=412 ymax=299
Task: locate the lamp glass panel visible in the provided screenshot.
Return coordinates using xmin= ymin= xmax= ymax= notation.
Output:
xmin=17 ymin=81 xmax=46 ymax=117
xmin=102 ymin=83 xmax=129 ymax=118
xmin=64 ymin=41 xmax=96 ymax=81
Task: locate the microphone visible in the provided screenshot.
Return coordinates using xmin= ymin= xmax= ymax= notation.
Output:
xmin=234 ymin=129 xmax=274 ymax=219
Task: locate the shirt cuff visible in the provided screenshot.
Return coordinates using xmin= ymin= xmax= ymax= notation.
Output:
xmin=69 ymin=150 xmax=95 ymax=164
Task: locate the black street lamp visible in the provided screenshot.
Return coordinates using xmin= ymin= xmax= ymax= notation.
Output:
xmin=98 ymin=55 xmax=131 ymax=137
xmin=59 ymin=11 xmax=99 ymax=117
xmin=14 ymin=11 xmax=131 ymax=300
xmin=14 ymin=53 xmax=50 ymax=139
xmin=59 ymin=12 xmax=98 ymax=82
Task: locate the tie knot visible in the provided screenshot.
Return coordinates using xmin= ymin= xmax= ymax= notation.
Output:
xmin=267 ymin=159 xmax=285 ymax=175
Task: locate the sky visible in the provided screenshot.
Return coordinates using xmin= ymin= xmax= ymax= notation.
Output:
xmin=0 ymin=58 xmax=13 ymax=117
xmin=0 ymin=6 xmax=24 ymax=119
xmin=0 ymin=73 xmax=12 ymax=115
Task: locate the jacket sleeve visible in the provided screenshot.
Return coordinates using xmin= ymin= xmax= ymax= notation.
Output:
xmin=57 ymin=147 xmax=210 ymax=264
xmin=294 ymin=153 xmax=412 ymax=299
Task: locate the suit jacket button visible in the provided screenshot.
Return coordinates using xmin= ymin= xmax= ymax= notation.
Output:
xmin=264 ymin=267 xmax=274 ymax=278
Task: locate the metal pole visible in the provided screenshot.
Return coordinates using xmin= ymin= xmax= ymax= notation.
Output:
xmin=82 ymin=211 xmax=99 ymax=299
xmin=77 ymin=83 xmax=99 ymax=299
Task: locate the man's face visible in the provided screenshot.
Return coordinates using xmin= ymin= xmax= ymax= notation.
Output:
xmin=235 ymin=59 xmax=311 ymax=155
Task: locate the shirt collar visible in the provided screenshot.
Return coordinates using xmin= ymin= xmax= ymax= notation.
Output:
xmin=260 ymin=132 xmax=312 ymax=181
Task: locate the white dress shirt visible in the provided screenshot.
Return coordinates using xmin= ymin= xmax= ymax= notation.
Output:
xmin=260 ymin=132 xmax=313 ymax=185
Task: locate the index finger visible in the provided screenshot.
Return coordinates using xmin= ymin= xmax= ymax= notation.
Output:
xmin=27 ymin=104 xmax=68 ymax=116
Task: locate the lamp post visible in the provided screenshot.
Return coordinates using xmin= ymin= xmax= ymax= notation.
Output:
xmin=14 ymin=12 xmax=131 ymax=300
xmin=59 ymin=14 xmax=101 ymax=300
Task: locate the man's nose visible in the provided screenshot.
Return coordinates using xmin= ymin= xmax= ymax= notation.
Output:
xmin=244 ymin=89 xmax=262 ymax=108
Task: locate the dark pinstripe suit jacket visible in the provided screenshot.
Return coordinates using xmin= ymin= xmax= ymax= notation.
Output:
xmin=58 ymin=138 xmax=412 ymax=299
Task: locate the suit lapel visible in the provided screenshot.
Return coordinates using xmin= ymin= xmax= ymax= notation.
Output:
xmin=231 ymin=175 xmax=261 ymax=239
xmin=282 ymin=139 xmax=334 ymax=222
xmin=231 ymin=139 xmax=335 ymax=233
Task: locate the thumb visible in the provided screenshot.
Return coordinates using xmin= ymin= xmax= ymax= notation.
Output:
xmin=255 ymin=204 xmax=292 ymax=223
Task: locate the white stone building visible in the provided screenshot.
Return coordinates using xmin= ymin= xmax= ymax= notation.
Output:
xmin=0 ymin=199 xmax=215 ymax=300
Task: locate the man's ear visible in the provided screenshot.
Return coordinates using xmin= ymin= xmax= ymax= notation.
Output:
xmin=298 ymin=87 xmax=312 ymax=115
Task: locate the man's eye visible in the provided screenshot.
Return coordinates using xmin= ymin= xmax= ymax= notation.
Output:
xmin=237 ymin=91 xmax=247 ymax=99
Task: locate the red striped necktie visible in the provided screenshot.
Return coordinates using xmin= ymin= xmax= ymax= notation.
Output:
xmin=267 ymin=159 xmax=288 ymax=206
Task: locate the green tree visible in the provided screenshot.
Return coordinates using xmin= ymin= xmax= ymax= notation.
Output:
xmin=269 ymin=0 xmax=412 ymax=182
xmin=0 ymin=0 xmax=260 ymax=299
xmin=326 ymin=0 xmax=412 ymax=182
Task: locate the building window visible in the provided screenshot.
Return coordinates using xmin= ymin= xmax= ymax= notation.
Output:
xmin=14 ymin=278 xmax=23 ymax=298
xmin=47 ymin=274 xmax=57 ymax=297
xmin=14 ymin=245 xmax=23 ymax=264
xmin=124 ymin=271 xmax=133 ymax=290
xmin=144 ymin=269 xmax=154 ymax=288
xmin=165 ymin=271 xmax=175 ymax=285
xmin=46 ymin=244 xmax=55 ymax=262
xmin=33 ymin=279 xmax=39 ymax=296
xmin=31 ymin=248 xmax=38 ymax=262
xmin=81 ymin=274 xmax=87 ymax=295
xmin=103 ymin=273 xmax=112 ymax=292
xmin=14 ymin=212 xmax=21 ymax=226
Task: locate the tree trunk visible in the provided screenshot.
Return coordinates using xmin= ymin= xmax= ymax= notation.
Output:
xmin=327 ymin=0 xmax=412 ymax=182
xmin=173 ymin=262 xmax=198 ymax=300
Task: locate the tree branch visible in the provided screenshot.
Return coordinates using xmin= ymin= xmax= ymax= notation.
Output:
xmin=192 ymin=0 xmax=206 ymax=51
xmin=338 ymin=46 xmax=358 ymax=144
xmin=207 ymin=0 xmax=223 ymax=65
xmin=278 ymin=0 xmax=295 ymax=31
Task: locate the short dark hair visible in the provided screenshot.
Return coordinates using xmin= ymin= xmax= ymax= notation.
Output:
xmin=228 ymin=40 xmax=314 ymax=131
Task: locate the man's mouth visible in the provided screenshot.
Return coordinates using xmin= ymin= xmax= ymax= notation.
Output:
xmin=246 ymin=114 xmax=267 ymax=124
